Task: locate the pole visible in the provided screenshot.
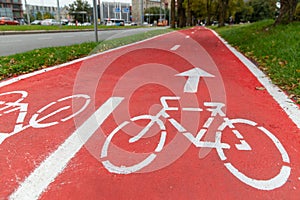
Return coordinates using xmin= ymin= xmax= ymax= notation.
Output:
xmin=140 ymin=0 xmax=143 ymax=25
xmin=93 ymin=0 xmax=99 ymax=42
xmin=119 ymin=3 xmax=122 ymax=19
xmin=24 ymin=0 xmax=31 ymax=25
xmin=57 ymin=0 xmax=61 ymax=28
xmin=159 ymin=0 xmax=162 ymax=23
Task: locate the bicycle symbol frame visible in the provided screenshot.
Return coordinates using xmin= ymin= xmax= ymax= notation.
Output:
xmin=101 ymin=96 xmax=291 ymax=191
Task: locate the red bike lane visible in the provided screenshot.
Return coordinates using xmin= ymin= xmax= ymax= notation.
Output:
xmin=1 ymin=27 xmax=299 ymax=199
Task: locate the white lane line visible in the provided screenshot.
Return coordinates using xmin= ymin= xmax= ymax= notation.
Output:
xmin=9 ymin=97 xmax=124 ymax=200
xmin=182 ymin=107 xmax=203 ymax=112
xmin=170 ymin=45 xmax=180 ymax=51
xmin=211 ymin=29 xmax=300 ymax=129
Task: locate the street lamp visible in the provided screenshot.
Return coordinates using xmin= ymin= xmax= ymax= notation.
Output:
xmin=93 ymin=0 xmax=98 ymax=42
xmin=24 ymin=0 xmax=31 ymax=25
xmin=57 ymin=0 xmax=61 ymax=28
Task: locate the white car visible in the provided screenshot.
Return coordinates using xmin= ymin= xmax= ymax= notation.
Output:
xmin=41 ymin=19 xmax=59 ymax=26
xmin=82 ymin=22 xmax=91 ymax=26
xmin=31 ymin=20 xmax=41 ymax=25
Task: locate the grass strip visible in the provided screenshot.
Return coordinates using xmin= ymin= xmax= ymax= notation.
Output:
xmin=0 ymin=29 xmax=172 ymax=81
xmin=214 ymin=20 xmax=300 ymax=104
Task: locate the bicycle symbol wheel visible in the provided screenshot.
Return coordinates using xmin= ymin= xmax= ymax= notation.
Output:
xmin=216 ymin=118 xmax=291 ymax=190
xmin=101 ymin=114 xmax=167 ymax=174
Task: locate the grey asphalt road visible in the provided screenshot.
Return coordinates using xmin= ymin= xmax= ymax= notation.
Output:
xmin=0 ymin=27 xmax=165 ymax=56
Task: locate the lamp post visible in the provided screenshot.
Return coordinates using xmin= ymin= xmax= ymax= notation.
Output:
xmin=24 ymin=0 xmax=31 ymax=25
xmin=93 ymin=0 xmax=98 ymax=42
xmin=140 ymin=0 xmax=143 ymax=25
xmin=57 ymin=0 xmax=61 ymax=28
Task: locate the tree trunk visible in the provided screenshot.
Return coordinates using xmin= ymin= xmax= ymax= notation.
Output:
xmin=218 ymin=0 xmax=229 ymax=27
xmin=178 ymin=0 xmax=186 ymax=27
xmin=187 ymin=0 xmax=192 ymax=26
xmin=207 ymin=0 xmax=213 ymax=25
xmin=275 ymin=0 xmax=298 ymax=25
xmin=171 ymin=0 xmax=176 ymax=28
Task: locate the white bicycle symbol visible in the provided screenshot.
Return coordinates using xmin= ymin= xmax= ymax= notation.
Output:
xmin=101 ymin=96 xmax=291 ymax=191
xmin=0 ymin=90 xmax=90 ymax=144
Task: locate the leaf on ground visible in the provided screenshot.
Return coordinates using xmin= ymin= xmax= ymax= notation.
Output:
xmin=255 ymin=86 xmax=266 ymax=90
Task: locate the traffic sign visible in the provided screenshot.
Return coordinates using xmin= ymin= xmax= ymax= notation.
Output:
xmin=122 ymin=8 xmax=129 ymax=13
xmin=114 ymin=7 xmax=121 ymax=13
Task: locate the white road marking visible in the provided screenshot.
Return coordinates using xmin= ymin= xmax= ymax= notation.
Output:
xmin=176 ymin=68 xmax=214 ymax=93
xmin=170 ymin=45 xmax=180 ymax=51
xmin=185 ymin=36 xmax=190 ymax=39
xmin=211 ymin=29 xmax=300 ymax=129
xmin=9 ymin=97 xmax=123 ymax=200
xmin=182 ymin=107 xmax=203 ymax=112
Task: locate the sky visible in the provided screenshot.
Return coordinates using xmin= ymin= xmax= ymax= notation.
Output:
xmin=23 ymin=0 xmax=131 ymax=7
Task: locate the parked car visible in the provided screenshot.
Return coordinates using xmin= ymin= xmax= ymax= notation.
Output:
xmin=60 ymin=19 xmax=69 ymax=25
xmin=0 ymin=17 xmax=20 ymax=25
xmin=41 ymin=19 xmax=59 ymax=26
xmin=31 ymin=20 xmax=41 ymax=25
xmin=82 ymin=22 xmax=91 ymax=26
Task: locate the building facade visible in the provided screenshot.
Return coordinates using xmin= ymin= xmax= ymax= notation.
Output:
xmin=0 ymin=0 xmax=23 ymax=18
xmin=100 ymin=1 xmax=131 ymax=23
xmin=26 ymin=4 xmax=57 ymax=20
xmin=131 ymin=0 xmax=170 ymax=24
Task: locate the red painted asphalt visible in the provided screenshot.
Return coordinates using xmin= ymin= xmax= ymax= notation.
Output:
xmin=0 ymin=27 xmax=299 ymax=199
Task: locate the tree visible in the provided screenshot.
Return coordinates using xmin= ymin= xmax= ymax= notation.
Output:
xmin=36 ymin=12 xmax=43 ymax=20
xmin=186 ymin=0 xmax=192 ymax=26
xmin=178 ymin=0 xmax=186 ymax=27
xmin=43 ymin=12 xmax=54 ymax=19
xmin=68 ymin=0 xmax=92 ymax=23
xmin=275 ymin=0 xmax=298 ymax=24
xmin=144 ymin=7 xmax=169 ymax=24
xmin=295 ymin=2 xmax=300 ymax=20
xmin=218 ymin=0 xmax=230 ymax=26
xmin=246 ymin=0 xmax=277 ymax=22
xmin=189 ymin=0 xmax=206 ymax=23
xmin=171 ymin=0 xmax=176 ymax=28
xmin=206 ymin=0 xmax=215 ymax=25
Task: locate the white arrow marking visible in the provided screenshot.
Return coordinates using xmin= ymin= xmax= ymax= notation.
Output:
xmin=176 ymin=68 xmax=214 ymax=93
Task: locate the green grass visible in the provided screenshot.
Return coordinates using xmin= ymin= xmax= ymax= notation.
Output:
xmin=214 ymin=20 xmax=300 ymax=104
xmin=0 ymin=29 xmax=172 ymax=80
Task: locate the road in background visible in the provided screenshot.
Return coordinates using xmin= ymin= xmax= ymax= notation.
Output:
xmin=0 ymin=27 xmax=165 ymax=56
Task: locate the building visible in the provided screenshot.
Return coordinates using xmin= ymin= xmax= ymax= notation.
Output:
xmin=100 ymin=1 xmax=131 ymax=23
xmin=0 ymin=0 xmax=23 ymax=18
xmin=26 ymin=4 xmax=57 ymax=20
xmin=131 ymin=0 xmax=170 ymax=24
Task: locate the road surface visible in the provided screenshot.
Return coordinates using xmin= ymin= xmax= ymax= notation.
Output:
xmin=0 ymin=27 xmax=299 ymax=199
xmin=0 ymin=27 xmax=165 ymax=56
